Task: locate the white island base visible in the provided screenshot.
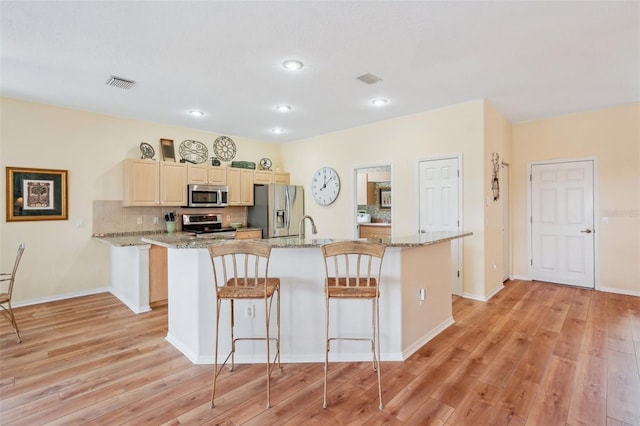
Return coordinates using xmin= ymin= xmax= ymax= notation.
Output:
xmin=165 ymin=241 xmax=454 ymax=364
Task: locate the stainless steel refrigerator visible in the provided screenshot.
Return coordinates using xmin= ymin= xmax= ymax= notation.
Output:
xmin=248 ymin=184 xmax=304 ymax=238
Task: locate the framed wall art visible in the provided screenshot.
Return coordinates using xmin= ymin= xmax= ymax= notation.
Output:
xmin=6 ymin=167 xmax=68 ymax=222
xmin=379 ymin=188 xmax=391 ymax=209
xmin=160 ymin=138 xmax=175 ymax=161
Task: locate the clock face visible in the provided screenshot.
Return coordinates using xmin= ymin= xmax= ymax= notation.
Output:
xmin=311 ymin=167 xmax=340 ymax=206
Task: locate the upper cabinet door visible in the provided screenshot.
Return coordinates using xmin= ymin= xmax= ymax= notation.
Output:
xmin=160 ymin=162 xmax=187 ymax=205
xmin=187 ymin=164 xmax=208 ymax=184
xmin=123 ymin=159 xmax=159 ymax=206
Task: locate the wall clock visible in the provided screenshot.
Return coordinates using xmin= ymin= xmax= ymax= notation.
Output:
xmin=311 ymin=166 xmax=340 ymax=206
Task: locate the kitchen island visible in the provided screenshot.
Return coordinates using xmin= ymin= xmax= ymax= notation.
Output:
xmin=138 ymin=231 xmax=470 ymax=364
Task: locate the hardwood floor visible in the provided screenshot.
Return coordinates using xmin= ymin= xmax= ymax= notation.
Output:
xmin=1 ymin=280 xmax=639 ymax=425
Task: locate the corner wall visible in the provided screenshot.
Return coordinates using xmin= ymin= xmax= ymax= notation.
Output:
xmin=511 ymin=104 xmax=640 ymax=294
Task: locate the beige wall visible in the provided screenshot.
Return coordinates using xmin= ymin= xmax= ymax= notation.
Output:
xmin=511 ymin=104 xmax=640 ymax=294
xmin=483 ymin=103 xmax=512 ymax=298
xmin=281 ymin=100 xmax=493 ymax=298
xmin=0 ymin=97 xmax=282 ymax=302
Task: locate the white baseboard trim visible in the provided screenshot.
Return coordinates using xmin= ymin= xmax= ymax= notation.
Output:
xmin=598 ymin=286 xmax=640 ymax=297
xmin=109 ymin=287 xmax=151 ymax=314
xmin=485 ymin=284 xmax=505 ymax=301
xmin=401 ymin=316 xmax=455 ymax=360
xmin=511 ymin=275 xmax=531 ymax=281
xmin=461 ymin=292 xmax=486 ymax=301
xmin=12 ymin=287 xmax=110 ymax=308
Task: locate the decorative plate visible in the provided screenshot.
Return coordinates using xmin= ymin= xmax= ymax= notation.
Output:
xmin=179 ymin=140 xmax=208 ymax=164
xmin=213 ymin=136 xmax=237 ymax=161
xmin=139 ymin=142 xmax=155 ymax=159
xmin=260 ymin=157 xmax=272 ymax=170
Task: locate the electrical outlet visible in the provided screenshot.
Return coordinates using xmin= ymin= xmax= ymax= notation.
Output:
xmin=244 ymin=304 xmax=254 ymax=319
xmin=136 ymin=217 xmax=143 ymax=225
xmin=153 ymin=216 xmax=159 ymax=225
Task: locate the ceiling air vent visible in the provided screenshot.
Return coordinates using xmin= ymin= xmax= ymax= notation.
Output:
xmin=356 ymin=73 xmax=383 ymax=85
xmin=105 ymin=75 xmax=136 ymax=90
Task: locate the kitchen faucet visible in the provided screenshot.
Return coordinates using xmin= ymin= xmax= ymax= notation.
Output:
xmin=298 ymin=215 xmax=318 ymax=239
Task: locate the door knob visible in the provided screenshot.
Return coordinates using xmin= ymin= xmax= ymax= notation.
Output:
xmin=580 ymin=229 xmax=592 ymax=234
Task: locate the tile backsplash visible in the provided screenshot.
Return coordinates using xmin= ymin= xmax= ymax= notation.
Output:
xmin=92 ymin=200 xmax=246 ymax=234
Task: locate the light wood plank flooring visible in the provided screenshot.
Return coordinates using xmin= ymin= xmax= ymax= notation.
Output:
xmin=1 ymin=280 xmax=639 ymax=425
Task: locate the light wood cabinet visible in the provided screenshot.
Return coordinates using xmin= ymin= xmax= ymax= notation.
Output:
xmin=159 ymin=162 xmax=187 ymax=206
xmin=208 ymin=166 xmax=226 ymax=185
xmin=123 ymin=159 xmax=159 ymax=206
xmin=253 ymin=170 xmax=273 ymax=184
xmin=187 ymin=164 xmax=227 ymax=185
xmin=273 ymin=172 xmax=290 ymax=184
xmin=235 ymin=229 xmax=262 ymax=240
xmin=123 ymin=159 xmax=186 ymax=206
xmin=367 ymin=171 xmax=391 ymax=182
xmin=149 ymin=245 xmax=168 ymax=306
xmin=359 ymin=224 xmax=391 ymax=239
xmin=357 ymin=173 xmax=376 ymax=205
xmin=227 ymin=168 xmax=254 ymax=206
xmin=254 ymin=170 xmax=290 ymax=184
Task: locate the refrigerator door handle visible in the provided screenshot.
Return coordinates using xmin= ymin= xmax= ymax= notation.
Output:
xmin=284 ymin=186 xmax=291 ymax=230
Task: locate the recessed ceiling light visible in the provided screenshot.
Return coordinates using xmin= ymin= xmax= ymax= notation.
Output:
xmin=188 ymin=110 xmax=205 ymax=117
xmin=282 ymin=59 xmax=304 ymax=71
xmin=371 ymin=98 xmax=388 ymax=107
xmin=271 ymin=128 xmax=285 ymax=134
xmin=275 ymin=104 xmax=292 ymax=112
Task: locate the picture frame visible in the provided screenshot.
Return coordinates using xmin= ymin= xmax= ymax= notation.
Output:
xmin=379 ymin=188 xmax=391 ymax=209
xmin=160 ymin=138 xmax=175 ymax=161
xmin=6 ymin=167 xmax=68 ymax=222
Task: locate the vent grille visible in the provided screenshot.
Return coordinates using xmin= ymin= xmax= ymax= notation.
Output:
xmin=105 ymin=75 xmax=136 ymax=90
xmin=356 ymin=73 xmax=383 ymax=85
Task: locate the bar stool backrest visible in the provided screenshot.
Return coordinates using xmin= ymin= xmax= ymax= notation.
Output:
xmin=208 ymin=240 xmax=272 ymax=293
xmin=321 ymin=241 xmax=385 ymax=294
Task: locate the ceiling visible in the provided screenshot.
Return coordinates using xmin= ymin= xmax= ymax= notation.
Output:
xmin=1 ymin=1 xmax=638 ymax=143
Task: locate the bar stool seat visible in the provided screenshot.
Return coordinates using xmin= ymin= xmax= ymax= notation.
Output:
xmin=208 ymin=240 xmax=281 ymax=409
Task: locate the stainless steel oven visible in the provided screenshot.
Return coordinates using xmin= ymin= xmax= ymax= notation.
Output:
xmin=187 ymin=184 xmax=228 ymax=208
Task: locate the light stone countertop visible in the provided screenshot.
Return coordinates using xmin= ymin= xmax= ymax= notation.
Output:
xmin=358 ymin=222 xmax=392 ymax=227
xmin=93 ymin=230 xmax=471 ymax=249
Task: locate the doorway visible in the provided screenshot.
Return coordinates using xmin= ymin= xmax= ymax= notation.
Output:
xmin=353 ymin=164 xmax=392 ymax=239
xmin=529 ymin=160 xmax=596 ymax=288
xmin=417 ymin=155 xmax=463 ymax=295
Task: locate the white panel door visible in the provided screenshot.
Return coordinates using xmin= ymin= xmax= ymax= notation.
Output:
xmin=531 ymin=161 xmax=595 ymax=288
xmin=418 ymin=157 xmax=461 ymax=295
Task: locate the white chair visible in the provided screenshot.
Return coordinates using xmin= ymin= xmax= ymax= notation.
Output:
xmin=1 ymin=242 xmax=25 ymax=343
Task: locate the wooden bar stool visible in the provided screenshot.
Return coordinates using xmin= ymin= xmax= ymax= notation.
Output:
xmin=321 ymin=240 xmax=386 ymax=409
xmin=208 ymin=240 xmax=281 ymax=409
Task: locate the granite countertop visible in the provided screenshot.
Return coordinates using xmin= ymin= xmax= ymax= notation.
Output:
xmin=359 ymin=223 xmax=392 ymax=227
xmin=92 ymin=230 xmax=471 ymax=249
xmin=93 ymin=229 xmax=262 ymax=248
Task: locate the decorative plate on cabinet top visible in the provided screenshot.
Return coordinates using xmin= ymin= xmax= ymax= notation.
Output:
xmin=179 ymin=140 xmax=208 ymax=164
xmin=213 ymin=136 xmax=237 ymax=161
xmin=139 ymin=142 xmax=155 ymax=159
xmin=260 ymin=157 xmax=272 ymax=170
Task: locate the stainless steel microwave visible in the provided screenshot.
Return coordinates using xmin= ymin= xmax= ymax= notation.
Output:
xmin=187 ymin=184 xmax=228 ymax=207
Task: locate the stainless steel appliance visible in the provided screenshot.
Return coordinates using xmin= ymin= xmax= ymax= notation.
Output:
xmin=187 ymin=184 xmax=228 ymax=208
xmin=181 ymin=213 xmax=236 ymax=239
xmin=248 ymin=184 xmax=304 ymax=238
